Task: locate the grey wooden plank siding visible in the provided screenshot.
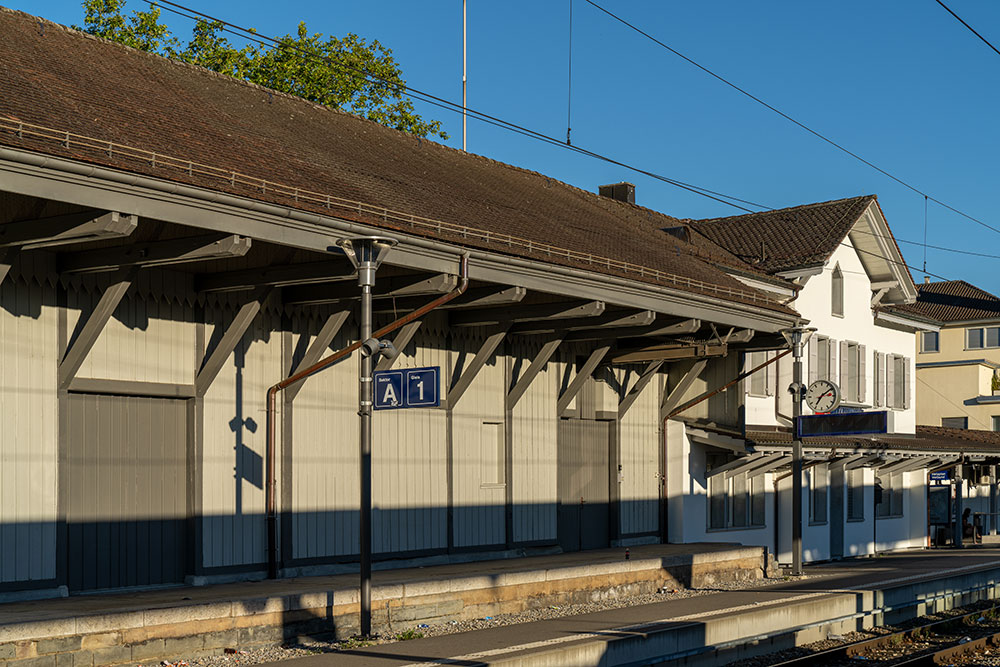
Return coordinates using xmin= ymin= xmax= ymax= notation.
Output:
xmin=0 ymin=276 xmax=58 ymax=584
xmin=371 ymin=329 xmax=450 ymax=554
xmin=510 ymin=340 xmax=559 ymax=543
xmin=290 ymin=315 xmax=361 ymax=559
xmin=452 ymin=332 xmax=506 ymax=548
xmin=65 ymin=393 xmax=187 ymax=590
xmin=201 ymin=306 xmax=283 ymax=568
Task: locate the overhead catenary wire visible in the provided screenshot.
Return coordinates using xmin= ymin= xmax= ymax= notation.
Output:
xmin=583 ymin=0 xmax=1000 ymax=238
xmin=140 ymin=0 xmax=769 ymax=213
xmin=935 ymin=0 xmax=1000 ymax=59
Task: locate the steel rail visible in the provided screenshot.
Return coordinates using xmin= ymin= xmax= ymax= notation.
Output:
xmin=769 ymin=603 xmax=1000 ymax=666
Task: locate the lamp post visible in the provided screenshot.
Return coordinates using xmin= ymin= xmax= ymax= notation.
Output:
xmin=780 ymin=326 xmax=816 ymax=576
xmin=337 ymin=235 xmax=398 ymax=637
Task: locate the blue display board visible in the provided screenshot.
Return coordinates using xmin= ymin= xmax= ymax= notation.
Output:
xmin=929 ymin=470 xmax=951 ymax=481
xmin=373 ymin=366 xmax=440 ymax=409
xmin=795 ymin=411 xmax=888 ymax=438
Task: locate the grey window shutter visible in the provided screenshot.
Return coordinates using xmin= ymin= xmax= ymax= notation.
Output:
xmin=743 ymin=352 xmax=750 ymax=395
xmin=766 ymin=351 xmax=777 ymax=396
xmin=903 ymin=356 xmax=911 ymax=409
xmin=840 ymin=340 xmax=849 ymax=393
xmin=808 ymin=337 xmax=818 ymax=384
xmin=873 ymin=351 xmax=882 ymax=407
xmin=886 ymin=354 xmax=896 ymax=408
xmin=830 ymin=339 xmax=838 ymax=384
xmin=858 ymin=344 xmax=867 ymax=403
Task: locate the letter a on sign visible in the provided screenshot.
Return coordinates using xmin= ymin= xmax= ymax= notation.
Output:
xmin=382 ymin=381 xmax=398 ymax=406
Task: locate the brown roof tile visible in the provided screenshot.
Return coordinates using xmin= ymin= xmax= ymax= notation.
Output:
xmin=690 ymin=195 xmax=876 ymax=274
xmin=889 ymin=280 xmax=1000 ymax=323
xmin=0 ymin=8 xmax=795 ymax=315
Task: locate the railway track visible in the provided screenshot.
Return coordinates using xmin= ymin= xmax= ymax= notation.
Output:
xmin=769 ymin=603 xmax=1000 ymax=666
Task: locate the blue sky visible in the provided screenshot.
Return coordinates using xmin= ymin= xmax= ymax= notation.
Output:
xmin=10 ymin=1 xmax=1000 ymax=293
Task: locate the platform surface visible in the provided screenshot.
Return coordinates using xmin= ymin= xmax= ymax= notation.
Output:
xmin=262 ymin=549 xmax=1000 ymax=666
xmin=0 ymin=542 xmax=752 ymax=629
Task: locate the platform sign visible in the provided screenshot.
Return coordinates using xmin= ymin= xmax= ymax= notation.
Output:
xmin=373 ymin=366 xmax=440 ymax=410
xmin=929 ymin=470 xmax=951 ymax=482
xmin=795 ymin=411 xmax=888 ymax=438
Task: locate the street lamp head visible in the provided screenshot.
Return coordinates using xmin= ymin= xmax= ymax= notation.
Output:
xmin=780 ymin=326 xmax=818 ymax=358
xmin=335 ymin=236 xmax=398 ymax=287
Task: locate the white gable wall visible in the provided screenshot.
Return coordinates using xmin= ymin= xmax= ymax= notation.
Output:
xmin=745 ymin=237 xmax=916 ymax=434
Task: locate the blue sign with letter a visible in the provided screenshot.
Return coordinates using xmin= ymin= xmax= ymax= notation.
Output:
xmin=373 ymin=366 xmax=440 ymax=409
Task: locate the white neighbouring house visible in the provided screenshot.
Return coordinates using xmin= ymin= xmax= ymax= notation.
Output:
xmin=663 ymin=195 xmax=955 ymax=565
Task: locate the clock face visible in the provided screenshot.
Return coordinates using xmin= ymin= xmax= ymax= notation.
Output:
xmin=805 ymin=380 xmax=841 ymax=413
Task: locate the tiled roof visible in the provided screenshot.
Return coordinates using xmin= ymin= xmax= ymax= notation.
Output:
xmin=690 ymin=195 xmax=876 ymax=274
xmin=745 ymin=424 xmax=1000 ymax=455
xmin=889 ymin=280 xmax=1000 ymax=323
xmin=0 ymin=8 xmax=794 ymax=315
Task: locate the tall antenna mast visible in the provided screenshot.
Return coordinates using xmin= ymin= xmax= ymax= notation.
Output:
xmin=463 ymin=0 xmax=467 ymax=151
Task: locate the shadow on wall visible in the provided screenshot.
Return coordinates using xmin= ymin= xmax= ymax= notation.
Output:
xmin=0 ymin=497 xmax=667 ymax=594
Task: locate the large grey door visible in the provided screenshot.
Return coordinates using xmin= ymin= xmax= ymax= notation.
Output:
xmin=65 ymin=394 xmax=188 ymax=591
xmin=557 ymin=419 xmax=611 ymax=552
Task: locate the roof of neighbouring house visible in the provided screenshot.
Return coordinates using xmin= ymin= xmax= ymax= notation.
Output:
xmin=889 ymin=280 xmax=1000 ymax=324
xmin=744 ymin=424 xmax=1000 ymax=455
xmin=0 ymin=7 xmax=796 ymax=315
xmin=690 ymin=195 xmax=877 ymax=274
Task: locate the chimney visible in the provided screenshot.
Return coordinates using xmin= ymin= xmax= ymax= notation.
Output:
xmin=599 ymin=182 xmax=635 ymax=205
xmin=924 ymin=276 xmax=930 ymax=284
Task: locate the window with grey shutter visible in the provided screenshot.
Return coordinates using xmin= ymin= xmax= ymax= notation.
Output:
xmin=750 ymin=474 xmax=766 ymax=526
xmin=811 ymin=464 xmax=828 ymax=524
xmin=890 ymin=472 xmax=903 ymax=516
xmin=992 ymin=416 xmax=1000 ymax=432
xmin=887 ymin=354 xmax=896 ymax=408
xmin=808 ymin=337 xmax=818 ymax=384
xmin=902 ymin=357 xmax=911 ymax=409
xmin=858 ymin=344 xmax=867 ymax=403
xmin=969 ymin=328 xmax=985 ymax=349
xmin=847 ymin=468 xmax=864 ymax=520
xmin=873 ymin=352 xmax=882 ymax=407
xmin=731 ymin=472 xmax=748 ymax=528
xmin=840 ymin=340 xmax=849 ymax=396
xmin=766 ymin=351 xmax=777 ymax=396
xmin=922 ymin=331 xmax=939 ymax=353
xmin=708 ymin=471 xmax=726 ymax=529
xmin=748 ymin=351 xmax=767 ymax=397
xmin=832 ymin=264 xmax=844 ymax=317
xmin=829 ymin=338 xmax=838 ymax=385
xmin=942 ymin=417 xmax=969 ymax=429
xmin=988 ymin=327 xmax=1000 ymax=348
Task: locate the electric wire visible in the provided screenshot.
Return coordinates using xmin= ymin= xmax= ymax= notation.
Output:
xmin=935 ymin=0 xmax=1000 ymax=58
xmin=583 ymin=0 xmax=1000 ymax=238
xmin=141 ymin=0 xmax=769 ymax=213
xmin=848 ymin=227 xmax=1000 ymax=262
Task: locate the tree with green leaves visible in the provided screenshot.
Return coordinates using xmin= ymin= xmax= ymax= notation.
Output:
xmin=79 ymin=0 xmax=447 ymax=139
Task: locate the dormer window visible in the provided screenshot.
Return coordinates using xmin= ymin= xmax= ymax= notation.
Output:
xmin=831 ymin=264 xmax=844 ymax=317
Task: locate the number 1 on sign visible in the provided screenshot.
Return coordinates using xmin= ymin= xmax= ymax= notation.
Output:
xmin=416 ymin=381 xmax=424 ymax=401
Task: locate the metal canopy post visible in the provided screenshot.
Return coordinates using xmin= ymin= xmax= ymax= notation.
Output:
xmin=781 ymin=326 xmax=816 ymax=576
xmin=337 ymin=235 xmax=397 ymax=638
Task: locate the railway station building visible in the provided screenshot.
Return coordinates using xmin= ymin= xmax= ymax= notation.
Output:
xmin=1 ymin=8 xmax=997 ymax=601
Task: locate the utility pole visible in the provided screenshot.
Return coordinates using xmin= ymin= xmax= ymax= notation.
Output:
xmin=782 ymin=326 xmax=815 ymax=576
xmin=337 ymin=236 xmax=397 ymax=637
xmin=463 ymin=0 xmax=467 ymax=151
